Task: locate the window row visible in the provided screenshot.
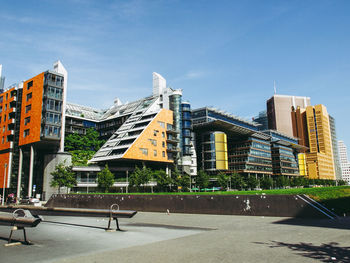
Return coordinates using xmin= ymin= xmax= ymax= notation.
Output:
xmin=46 ymin=86 xmax=63 ymax=99
xmin=139 ymin=147 xmax=166 ymax=157
xmin=46 ymin=99 xmax=62 ymax=112
xmin=46 ymin=112 xmax=61 ymax=124
xmin=44 ymin=125 xmax=61 ymax=137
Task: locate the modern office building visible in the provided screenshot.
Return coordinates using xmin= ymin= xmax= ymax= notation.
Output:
xmin=0 ymin=61 xmax=70 ymax=199
xmin=64 ymin=73 xmax=197 ymax=191
xmin=338 ymin=140 xmax=350 ymax=184
xmin=304 ymin=105 xmax=335 ymax=180
xmin=267 ymin=94 xmax=310 ymax=137
xmin=292 ymin=104 xmax=335 ymax=180
xmin=192 ymin=107 xmax=300 ymax=178
xmin=263 ymin=130 xmax=300 ymax=177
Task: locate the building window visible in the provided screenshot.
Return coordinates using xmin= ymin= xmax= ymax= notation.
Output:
xmin=27 ymin=81 xmax=33 ymax=89
xmin=1 ymin=137 xmax=3 ymax=143
xmin=162 ymin=141 xmax=165 ymax=147
xmin=153 ymin=130 xmax=159 ymax=136
xmin=140 ymin=148 xmax=148 ymax=156
xmin=0 ymin=106 xmax=2 ymax=113
xmin=154 ymin=150 xmax=157 ymax=157
xmin=158 ymin=121 xmax=165 ymax=128
xmin=162 ymin=151 xmax=165 ymax=157
xmin=3 ymin=115 xmax=5 ymax=122
xmin=162 ymin=132 xmax=165 ymax=138
xmin=24 ymin=117 xmax=31 ymax=125
xmin=4 ymin=104 xmax=7 ymax=111
xmin=149 ymin=139 xmax=157 ymax=146
xmin=25 ymin=104 xmax=31 ymax=113
xmin=26 ymin=93 xmax=32 ymax=102
xmin=24 ymin=129 xmax=30 ymax=138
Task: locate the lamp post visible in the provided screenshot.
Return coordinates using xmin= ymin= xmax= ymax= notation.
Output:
xmin=2 ymin=163 xmax=7 ymax=206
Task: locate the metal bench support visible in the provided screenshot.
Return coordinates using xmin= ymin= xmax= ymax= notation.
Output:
xmin=106 ymin=204 xmax=122 ymax=231
xmin=7 ymin=226 xmax=30 ymax=245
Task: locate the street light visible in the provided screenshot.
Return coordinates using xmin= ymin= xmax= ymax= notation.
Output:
xmin=2 ymin=163 xmax=7 ymax=206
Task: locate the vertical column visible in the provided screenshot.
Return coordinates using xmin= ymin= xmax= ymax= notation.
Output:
xmin=28 ymin=146 xmax=34 ymax=197
xmin=17 ymin=148 xmax=23 ymax=199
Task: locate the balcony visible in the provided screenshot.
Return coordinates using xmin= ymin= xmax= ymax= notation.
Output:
xmin=166 ymin=128 xmax=179 ymax=135
xmin=166 ymin=147 xmax=180 ymax=153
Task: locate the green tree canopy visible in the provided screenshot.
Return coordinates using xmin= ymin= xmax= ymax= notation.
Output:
xmin=50 ymin=162 xmax=76 ymax=194
xmin=129 ymin=167 xmax=152 ymax=192
xmin=216 ymin=172 xmax=229 ymax=190
xmin=97 ymin=165 xmax=115 ymax=193
xmin=260 ymin=177 xmax=273 ymax=189
xmin=196 ymin=170 xmax=209 ymax=189
xmin=65 ymin=128 xmax=104 ymax=151
xmin=154 ymin=169 xmax=172 ymax=192
xmin=230 ymin=174 xmax=246 ymax=190
xmin=245 ymin=176 xmax=258 ymax=189
xmin=172 ymin=169 xmax=190 ymax=191
xmin=64 ymin=128 xmax=105 ymax=166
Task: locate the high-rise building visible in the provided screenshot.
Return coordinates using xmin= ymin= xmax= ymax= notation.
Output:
xmin=292 ymin=104 xmax=337 ymax=180
xmin=329 ymin=116 xmax=342 ymax=180
xmin=338 ymin=140 xmax=350 ymax=184
xmin=267 ymin=94 xmax=310 ymax=137
xmin=0 ymin=61 xmax=69 ymax=199
xmin=298 ymin=105 xmax=335 ymax=179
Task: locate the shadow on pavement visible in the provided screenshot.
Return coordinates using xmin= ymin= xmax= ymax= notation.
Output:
xmin=272 ymin=217 xmax=350 ymax=230
xmin=255 ymin=241 xmax=350 ymax=263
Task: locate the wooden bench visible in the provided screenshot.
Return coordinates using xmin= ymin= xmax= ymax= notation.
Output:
xmin=0 ymin=209 xmax=41 ymax=245
xmin=0 ymin=204 xmax=137 ymax=231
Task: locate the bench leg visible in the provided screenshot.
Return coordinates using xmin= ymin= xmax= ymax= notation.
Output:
xmin=22 ymin=228 xmax=29 ymax=244
xmin=115 ymin=218 xmax=121 ymax=231
xmin=8 ymin=229 xmax=14 ymax=244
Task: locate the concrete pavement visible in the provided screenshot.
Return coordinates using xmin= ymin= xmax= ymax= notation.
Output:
xmin=0 ymin=212 xmax=349 ymax=262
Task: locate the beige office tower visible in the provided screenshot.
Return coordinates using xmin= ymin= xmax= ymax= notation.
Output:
xmin=267 ymin=95 xmax=311 ymax=137
xmin=305 ymin=105 xmax=335 ymax=180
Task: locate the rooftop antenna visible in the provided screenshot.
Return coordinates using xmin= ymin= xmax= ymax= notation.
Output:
xmin=273 ymin=80 xmax=277 ymax=94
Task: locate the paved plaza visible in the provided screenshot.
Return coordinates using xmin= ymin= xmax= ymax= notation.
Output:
xmin=0 ymin=211 xmax=350 ymax=263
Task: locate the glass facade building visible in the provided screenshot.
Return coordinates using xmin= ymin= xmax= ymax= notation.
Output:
xmin=181 ymin=102 xmax=192 ymax=156
xmin=229 ymin=137 xmax=272 ymax=175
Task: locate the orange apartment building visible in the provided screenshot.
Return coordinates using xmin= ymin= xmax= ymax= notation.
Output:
xmin=0 ymin=61 xmax=69 ymax=200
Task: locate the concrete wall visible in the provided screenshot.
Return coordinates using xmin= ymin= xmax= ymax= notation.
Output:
xmin=46 ymin=194 xmax=327 ymax=218
xmin=42 ymin=152 xmax=72 ymax=201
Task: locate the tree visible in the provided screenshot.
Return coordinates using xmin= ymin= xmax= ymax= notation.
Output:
xmin=260 ymin=177 xmax=273 ymax=189
xmin=50 ymin=162 xmax=76 ymax=194
xmin=97 ymin=165 xmax=115 ymax=193
xmin=154 ymin=169 xmax=172 ymax=192
xmin=338 ymin=180 xmax=347 ymax=186
xmin=231 ymin=174 xmax=246 ymax=190
xmin=129 ymin=167 xmax=152 ymax=192
xmin=196 ymin=170 xmax=210 ymax=190
xmin=246 ymin=176 xmax=258 ymax=189
xmin=65 ymin=128 xmax=105 ymax=166
xmin=216 ymin=172 xmax=229 ymax=190
xmin=275 ymin=176 xmax=289 ymax=188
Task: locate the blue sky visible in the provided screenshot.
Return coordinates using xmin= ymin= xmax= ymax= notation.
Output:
xmin=0 ymin=0 xmax=350 ymax=147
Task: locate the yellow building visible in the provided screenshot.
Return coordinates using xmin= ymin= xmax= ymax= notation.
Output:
xmin=305 ymin=105 xmax=335 ymax=179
